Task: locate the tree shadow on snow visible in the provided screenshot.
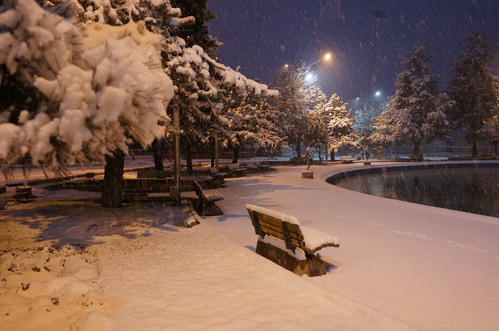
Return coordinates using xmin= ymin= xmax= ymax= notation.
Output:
xmin=0 ymin=199 xmax=188 ymax=249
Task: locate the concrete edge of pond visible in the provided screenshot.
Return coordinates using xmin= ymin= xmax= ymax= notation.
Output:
xmin=324 ymin=160 xmax=499 ymax=185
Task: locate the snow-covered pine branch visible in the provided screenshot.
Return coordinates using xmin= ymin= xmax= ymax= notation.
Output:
xmin=0 ymin=0 xmax=173 ymax=174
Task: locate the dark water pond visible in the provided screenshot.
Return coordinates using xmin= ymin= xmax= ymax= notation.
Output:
xmin=328 ymin=165 xmax=499 ymax=218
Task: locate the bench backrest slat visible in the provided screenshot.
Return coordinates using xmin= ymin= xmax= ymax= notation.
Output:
xmin=256 ymin=216 xmax=304 ymax=241
xmin=258 ymin=223 xmax=303 ymax=248
xmin=248 ymin=209 xmax=307 ymax=252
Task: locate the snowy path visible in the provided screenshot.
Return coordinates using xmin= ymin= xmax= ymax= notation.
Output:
xmin=204 ymin=163 xmax=499 ymax=330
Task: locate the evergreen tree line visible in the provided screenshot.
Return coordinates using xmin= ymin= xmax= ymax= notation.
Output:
xmin=370 ymin=32 xmax=498 ymax=159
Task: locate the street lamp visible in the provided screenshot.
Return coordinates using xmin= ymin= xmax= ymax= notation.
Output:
xmin=172 ymin=107 xmax=181 ymax=205
xmin=305 ymin=52 xmax=332 ymax=70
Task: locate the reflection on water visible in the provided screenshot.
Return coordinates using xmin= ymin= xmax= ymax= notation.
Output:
xmin=333 ymin=167 xmax=499 ymax=217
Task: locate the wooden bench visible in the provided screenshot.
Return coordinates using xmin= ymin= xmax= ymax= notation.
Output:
xmin=340 ymin=155 xmax=354 ymax=164
xmin=246 ymin=204 xmax=339 ymax=277
xmin=227 ymin=163 xmax=248 ymax=177
xmin=209 ymin=167 xmax=226 ymax=187
xmin=122 ymin=178 xmax=170 ymax=202
xmin=244 ymin=161 xmax=274 ymax=172
xmin=136 ymin=168 xmax=173 ymax=178
xmin=193 ymin=181 xmax=224 ymax=216
xmin=256 ymin=161 xmax=274 ymax=171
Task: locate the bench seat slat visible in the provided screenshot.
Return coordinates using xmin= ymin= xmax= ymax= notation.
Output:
xmin=202 ymin=190 xmax=224 ymax=201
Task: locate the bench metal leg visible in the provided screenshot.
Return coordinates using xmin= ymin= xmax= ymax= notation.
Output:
xmin=197 ymin=201 xmax=223 ymax=216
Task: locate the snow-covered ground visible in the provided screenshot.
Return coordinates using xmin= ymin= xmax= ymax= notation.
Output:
xmin=1 ymin=158 xmax=498 ymax=330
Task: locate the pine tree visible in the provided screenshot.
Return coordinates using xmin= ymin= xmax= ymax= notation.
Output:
xmin=0 ymin=0 xmax=175 ymax=206
xmin=303 ymin=92 xmax=329 ymax=160
xmin=385 ymin=40 xmax=439 ymax=157
xmin=160 ymin=1 xmax=276 ymax=172
xmin=369 ymin=107 xmax=400 ymax=155
xmin=480 ymin=77 xmax=499 ymax=155
xmin=447 ymin=31 xmax=498 ymax=158
xmin=170 ymin=0 xmax=220 ymax=57
xmin=323 ymin=94 xmax=357 ymax=161
xmin=353 ymin=99 xmax=387 ymax=137
xmin=221 ymin=87 xmax=283 ymax=163
xmin=275 ymin=62 xmax=323 ymax=158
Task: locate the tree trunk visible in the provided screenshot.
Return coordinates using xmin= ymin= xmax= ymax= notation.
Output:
xmin=413 ymin=141 xmax=420 ymax=155
xmin=102 ymin=150 xmax=124 ymax=207
xmin=295 ymin=139 xmax=302 ymax=158
xmin=184 ymin=140 xmax=193 ymax=174
xmin=330 ymin=150 xmax=335 ymax=162
xmin=232 ymin=145 xmax=240 ymax=163
xmin=494 ymin=141 xmax=498 ymax=156
xmin=472 ymin=140 xmax=478 ymax=159
xmin=151 ymin=139 xmax=164 ymax=171
xmin=210 ymin=137 xmax=215 ymax=167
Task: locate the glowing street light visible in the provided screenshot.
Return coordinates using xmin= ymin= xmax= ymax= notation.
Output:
xmin=305 ymin=72 xmax=316 ymax=81
xmin=306 ymin=52 xmax=333 ymax=69
xmin=375 ymin=90 xmax=382 ymax=97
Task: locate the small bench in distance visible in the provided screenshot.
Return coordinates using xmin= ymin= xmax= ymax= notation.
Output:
xmin=340 ymin=155 xmax=354 ymax=164
xmin=193 ymin=181 xmax=224 ymax=216
xmin=246 ymin=204 xmax=339 ymax=277
xmin=227 ymin=163 xmax=248 ymax=177
xmin=209 ymin=167 xmax=226 ymax=187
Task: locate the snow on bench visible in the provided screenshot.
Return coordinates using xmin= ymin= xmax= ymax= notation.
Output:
xmin=340 ymin=155 xmax=354 ymax=163
xmin=246 ymin=204 xmax=339 ymax=277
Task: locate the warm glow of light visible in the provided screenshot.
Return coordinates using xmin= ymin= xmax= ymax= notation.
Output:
xmin=324 ymin=52 xmax=332 ymax=61
xmin=305 ymin=72 xmax=315 ymax=81
xmin=284 ymin=64 xmax=289 ymax=69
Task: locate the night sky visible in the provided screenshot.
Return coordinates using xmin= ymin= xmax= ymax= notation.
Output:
xmin=207 ymin=0 xmax=499 ymax=104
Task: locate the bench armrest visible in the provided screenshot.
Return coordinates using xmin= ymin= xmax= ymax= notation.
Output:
xmin=300 ymin=225 xmax=339 ymax=252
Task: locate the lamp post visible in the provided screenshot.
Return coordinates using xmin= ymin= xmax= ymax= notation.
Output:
xmin=308 ymin=52 xmax=332 ymax=163
xmin=172 ymin=107 xmax=181 ymax=205
xmin=305 ymin=52 xmax=332 ymax=70
xmin=284 ymin=52 xmax=332 ymax=72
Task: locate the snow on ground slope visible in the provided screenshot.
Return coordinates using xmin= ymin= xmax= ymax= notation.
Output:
xmin=94 ymin=223 xmax=414 ymax=330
